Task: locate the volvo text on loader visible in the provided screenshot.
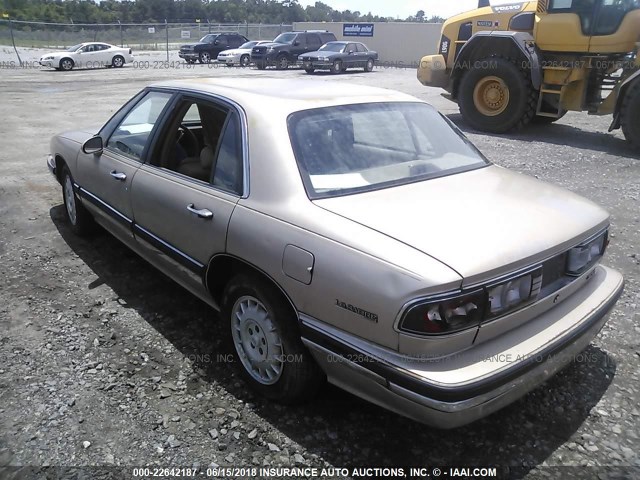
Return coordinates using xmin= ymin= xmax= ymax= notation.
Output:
xmin=417 ymin=0 xmax=640 ymax=148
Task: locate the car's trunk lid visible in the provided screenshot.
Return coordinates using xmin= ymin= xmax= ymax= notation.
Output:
xmin=314 ymin=166 xmax=609 ymax=286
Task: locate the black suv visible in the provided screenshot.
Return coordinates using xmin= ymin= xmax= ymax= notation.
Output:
xmin=179 ymin=32 xmax=248 ymax=64
xmin=251 ymin=31 xmax=337 ymax=70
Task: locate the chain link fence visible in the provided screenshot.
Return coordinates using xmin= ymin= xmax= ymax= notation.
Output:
xmin=0 ymin=19 xmax=292 ymax=54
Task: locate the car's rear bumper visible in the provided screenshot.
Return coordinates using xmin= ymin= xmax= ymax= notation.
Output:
xmin=301 ymin=265 xmax=624 ymax=429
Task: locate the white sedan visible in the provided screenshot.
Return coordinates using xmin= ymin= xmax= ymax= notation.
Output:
xmin=216 ymin=41 xmax=270 ymax=67
xmin=39 ymin=42 xmax=134 ymax=71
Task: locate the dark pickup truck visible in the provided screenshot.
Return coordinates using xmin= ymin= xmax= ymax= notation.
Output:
xmin=179 ymin=32 xmax=248 ymax=64
xmin=251 ymin=31 xmax=337 ymax=70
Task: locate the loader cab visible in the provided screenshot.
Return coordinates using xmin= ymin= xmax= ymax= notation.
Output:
xmin=535 ymin=0 xmax=640 ymax=53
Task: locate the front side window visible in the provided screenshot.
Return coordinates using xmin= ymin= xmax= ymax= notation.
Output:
xmin=288 ymin=102 xmax=488 ymax=199
xmin=106 ymin=91 xmax=172 ymax=160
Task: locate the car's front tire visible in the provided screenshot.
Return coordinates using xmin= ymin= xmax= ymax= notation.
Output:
xmin=304 ymin=67 xmax=315 ymax=74
xmin=276 ymin=55 xmax=289 ymax=70
xmin=331 ymin=60 xmax=343 ymax=74
xmin=256 ymin=62 xmax=267 ymax=70
xmin=240 ymin=54 xmax=250 ymax=67
xmin=59 ymin=58 xmax=74 ymax=71
xmin=112 ymin=55 xmax=125 ymax=68
xmin=61 ymin=166 xmax=94 ymax=236
xmin=222 ymin=273 xmax=324 ymax=404
xmin=199 ymin=52 xmax=211 ymax=64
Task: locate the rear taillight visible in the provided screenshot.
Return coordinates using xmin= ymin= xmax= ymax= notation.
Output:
xmin=129 ymin=49 xmax=132 ymax=54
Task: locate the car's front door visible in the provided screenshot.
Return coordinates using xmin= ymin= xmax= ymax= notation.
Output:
xmin=75 ymin=90 xmax=173 ymax=242
xmin=212 ymin=35 xmax=229 ymax=56
xmin=130 ymin=95 xmax=245 ymax=297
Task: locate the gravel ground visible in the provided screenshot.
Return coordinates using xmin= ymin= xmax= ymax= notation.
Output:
xmin=0 ymin=47 xmax=639 ymax=480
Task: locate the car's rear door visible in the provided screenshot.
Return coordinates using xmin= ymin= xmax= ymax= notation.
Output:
xmin=75 ymin=90 xmax=174 ymax=242
xmin=345 ymin=43 xmax=359 ymax=68
xmin=130 ymin=94 xmax=246 ymax=298
xmin=96 ymin=44 xmax=113 ymax=64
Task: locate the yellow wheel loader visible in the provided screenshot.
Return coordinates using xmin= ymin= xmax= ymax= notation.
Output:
xmin=417 ymin=0 xmax=640 ymax=148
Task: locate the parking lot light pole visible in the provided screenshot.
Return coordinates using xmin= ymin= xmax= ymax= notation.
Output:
xmin=165 ymin=19 xmax=169 ymax=62
xmin=9 ymin=19 xmax=23 ymax=67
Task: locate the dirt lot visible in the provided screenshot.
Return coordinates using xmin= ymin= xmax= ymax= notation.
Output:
xmin=0 ymin=48 xmax=639 ymax=479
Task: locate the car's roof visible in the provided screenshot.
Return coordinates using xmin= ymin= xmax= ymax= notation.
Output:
xmin=79 ymin=42 xmax=113 ymax=46
xmin=150 ymin=78 xmax=417 ymax=112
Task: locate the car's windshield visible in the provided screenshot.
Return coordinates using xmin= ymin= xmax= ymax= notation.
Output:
xmin=66 ymin=44 xmax=82 ymax=52
xmin=288 ymin=102 xmax=489 ymax=199
xmin=319 ymin=43 xmax=345 ymax=52
xmin=273 ymin=33 xmax=296 ymax=44
xmin=239 ymin=41 xmax=258 ymax=49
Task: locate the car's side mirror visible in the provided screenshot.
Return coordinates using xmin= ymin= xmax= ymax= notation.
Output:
xmin=214 ymin=40 xmax=219 ymax=45
xmin=82 ymin=135 xmax=104 ymax=155
xmin=293 ymin=41 xmax=300 ymax=46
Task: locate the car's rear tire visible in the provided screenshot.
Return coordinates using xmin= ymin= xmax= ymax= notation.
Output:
xmin=59 ymin=58 xmax=74 ymax=71
xmin=240 ymin=54 xmax=250 ymax=67
xmin=186 ymin=59 xmax=196 ymax=64
xmin=458 ymin=57 xmax=536 ymax=133
xmin=621 ymin=79 xmax=640 ymax=150
xmin=112 ymin=55 xmax=125 ymax=68
xmin=222 ymin=273 xmax=324 ymax=404
xmin=365 ymin=58 xmax=374 ymax=72
xmin=276 ymin=55 xmax=289 ymax=70
xmin=256 ymin=61 xmax=266 ymax=70
xmin=199 ymin=52 xmax=211 ymax=64
xmin=61 ymin=166 xmax=94 ymax=236
xmin=331 ymin=60 xmax=343 ymax=74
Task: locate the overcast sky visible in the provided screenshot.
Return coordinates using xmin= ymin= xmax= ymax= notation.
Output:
xmin=297 ymin=0 xmax=521 ymax=19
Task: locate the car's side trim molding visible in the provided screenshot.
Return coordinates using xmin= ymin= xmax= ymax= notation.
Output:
xmin=299 ymin=275 xmax=623 ymax=403
xmin=77 ymin=186 xmax=133 ymax=227
xmin=133 ymin=224 xmax=205 ymax=276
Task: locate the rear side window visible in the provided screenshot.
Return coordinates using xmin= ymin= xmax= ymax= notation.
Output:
xmin=307 ymin=34 xmax=322 ymax=50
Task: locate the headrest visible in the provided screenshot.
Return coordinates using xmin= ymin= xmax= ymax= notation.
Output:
xmin=200 ymin=145 xmax=215 ymax=169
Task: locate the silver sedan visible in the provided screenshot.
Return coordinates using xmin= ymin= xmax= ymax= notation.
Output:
xmin=47 ymin=78 xmax=624 ymax=428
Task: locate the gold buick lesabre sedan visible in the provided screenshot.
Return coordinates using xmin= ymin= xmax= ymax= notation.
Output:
xmin=47 ymin=78 xmax=624 ymax=428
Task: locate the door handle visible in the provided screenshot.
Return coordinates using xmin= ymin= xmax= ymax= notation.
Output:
xmin=110 ymin=170 xmax=127 ymax=181
xmin=187 ymin=204 xmax=213 ymax=219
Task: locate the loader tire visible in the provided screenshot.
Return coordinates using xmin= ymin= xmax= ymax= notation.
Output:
xmin=459 ymin=57 xmax=536 ymax=133
xmin=621 ymin=80 xmax=640 ymax=149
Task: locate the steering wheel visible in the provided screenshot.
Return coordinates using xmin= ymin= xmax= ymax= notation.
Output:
xmin=177 ymin=125 xmax=199 ymax=157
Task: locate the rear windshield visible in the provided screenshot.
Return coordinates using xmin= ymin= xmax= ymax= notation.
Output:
xmin=288 ymin=102 xmax=488 ymax=199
